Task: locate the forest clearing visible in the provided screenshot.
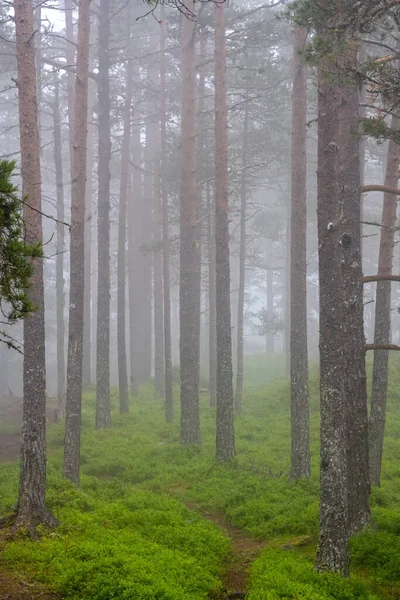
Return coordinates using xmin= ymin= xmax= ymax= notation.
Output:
xmin=1 ymin=0 xmax=400 ymax=598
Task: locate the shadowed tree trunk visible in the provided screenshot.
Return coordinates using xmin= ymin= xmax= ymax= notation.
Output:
xmin=214 ymin=0 xmax=235 ymax=462
xmin=53 ymin=76 xmax=66 ymax=420
xmin=338 ymin=40 xmax=370 ymax=533
xmin=96 ymin=0 xmax=111 ymax=429
xmin=63 ymin=0 xmax=91 ymax=484
xmin=369 ymin=112 xmax=400 ymax=487
xmin=235 ymin=107 xmax=248 ymax=415
xmin=208 ymin=180 xmax=217 ymax=408
xmin=117 ymin=47 xmax=133 ymax=415
xmin=13 ymin=0 xmax=58 ymax=529
xmin=64 ymin=0 xmax=75 ymax=173
xmin=180 ymin=1 xmax=201 ymax=445
xmin=290 ymin=27 xmax=310 ymax=480
xmin=314 ymin=51 xmax=349 ymax=576
xmin=160 ymin=5 xmax=173 ymax=421
xmin=82 ymin=80 xmax=94 ymax=388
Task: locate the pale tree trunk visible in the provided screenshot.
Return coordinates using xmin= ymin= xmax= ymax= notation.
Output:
xmin=214 ymin=1 xmax=235 ymax=462
xmin=235 ymin=107 xmax=248 ymax=415
xmin=208 ymin=180 xmax=217 ymax=408
xmin=64 ymin=0 xmax=75 ymax=172
xmin=284 ymin=201 xmax=290 ymax=373
xmin=53 ymin=76 xmax=66 ymax=420
xmin=266 ymin=267 xmax=274 ymax=353
xmin=82 ymin=79 xmax=94 ymax=388
xmin=290 ymin=27 xmax=310 ymax=480
xmin=117 ymin=49 xmax=133 ymax=415
xmin=13 ymin=0 xmax=57 ymax=529
xmin=63 ymin=0 xmax=91 ymax=484
xmin=180 ymin=2 xmax=201 ymax=445
xmin=35 ymin=5 xmax=41 ymax=136
xmin=338 ymin=41 xmax=370 ymax=534
xmin=369 ymin=113 xmax=400 ymax=486
xmin=315 ymin=52 xmax=349 ymax=576
xmin=96 ymin=0 xmax=111 ymax=429
xmin=160 ymin=6 xmax=173 ymax=420
xmin=153 ymin=166 xmax=165 ymax=398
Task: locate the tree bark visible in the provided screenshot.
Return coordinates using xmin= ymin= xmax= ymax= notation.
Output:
xmin=153 ymin=149 xmax=165 ymax=398
xmin=63 ymin=0 xmax=91 ymax=484
xmin=338 ymin=40 xmax=370 ymax=533
xmin=215 ymin=0 xmax=235 ymax=462
xmin=96 ymin=0 xmax=111 ymax=429
xmin=160 ymin=6 xmax=173 ymax=421
xmin=14 ymin=0 xmax=57 ymax=529
xmin=208 ymin=180 xmax=217 ymax=408
xmin=82 ymin=80 xmax=94 ymax=388
xmin=290 ymin=27 xmax=310 ymax=480
xmin=180 ymin=2 xmax=201 ymax=446
xmin=314 ymin=53 xmax=349 ymax=576
xmin=369 ymin=113 xmax=400 ymax=486
xmin=266 ymin=267 xmax=274 ymax=354
xmin=53 ymin=76 xmax=66 ymax=421
xmin=235 ymin=108 xmax=248 ymax=415
xmin=64 ymin=0 xmax=75 ymax=173
xmin=117 ymin=50 xmax=133 ymax=415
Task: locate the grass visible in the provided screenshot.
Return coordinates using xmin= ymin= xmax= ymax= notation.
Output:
xmin=0 ymin=353 xmax=400 ymax=598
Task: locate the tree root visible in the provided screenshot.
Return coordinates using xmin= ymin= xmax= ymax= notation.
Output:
xmin=0 ymin=508 xmax=59 ymax=539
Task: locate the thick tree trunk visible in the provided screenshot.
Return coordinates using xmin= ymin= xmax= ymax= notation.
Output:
xmin=53 ymin=77 xmax=66 ymax=420
xmin=266 ymin=267 xmax=274 ymax=354
xmin=208 ymin=181 xmax=217 ymax=408
xmin=160 ymin=7 xmax=173 ymax=421
xmin=83 ymin=81 xmax=94 ymax=388
xmin=96 ymin=0 xmax=111 ymax=429
xmin=14 ymin=0 xmax=57 ymax=529
xmin=117 ymin=52 xmax=133 ymax=415
xmin=235 ymin=108 xmax=248 ymax=415
xmin=338 ymin=41 xmax=370 ymax=533
xmin=290 ymin=27 xmax=310 ymax=480
xmin=369 ymin=114 xmax=400 ymax=486
xmin=215 ymin=1 xmax=235 ymax=462
xmin=180 ymin=2 xmax=201 ymax=445
xmin=315 ymin=55 xmax=349 ymax=576
xmin=63 ymin=0 xmax=91 ymax=484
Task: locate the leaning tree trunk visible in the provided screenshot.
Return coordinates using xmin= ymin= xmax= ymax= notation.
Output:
xmin=235 ymin=107 xmax=249 ymax=415
xmin=369 ymin=113 xmax=400 ymax=487
xmin=180 ymin=1 xmax=201 ymax=446
xmin=290 ymin=27 xmax=310 ymax=480
xmin=314 ymin=51 xmax=349 ymax=576
xmin=53 ymin=76 xmax=66 ymax=420
xmin=117 ymin=49 xmax=133 ymax=415
xmin=13 ymin=0 xmax=57 ymax=529
xmin=160 ymin=5 xmax=173 ymax=421
xmin=338 ymin=40 xmax=370 ymax=534
xmin=96 ymin=0 xmax=111 ymax=429
xmin=63 ymin=0 xmax=91 ymax=484
xmin=214 ymin=0 xmax=235 ymax=462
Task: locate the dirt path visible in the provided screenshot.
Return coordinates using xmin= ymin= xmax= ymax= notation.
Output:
xmin=0 ymin=573 xmax=59 ymax=600
xmin=186 ymin=503 xmax=266 ymax=599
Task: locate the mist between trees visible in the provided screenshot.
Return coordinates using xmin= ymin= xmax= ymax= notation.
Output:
xmin=1 ymin=0 xmax=400 ymax=593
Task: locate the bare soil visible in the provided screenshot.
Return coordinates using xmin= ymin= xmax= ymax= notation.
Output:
xmin=0 ymin=573 xmax=59 ymax=600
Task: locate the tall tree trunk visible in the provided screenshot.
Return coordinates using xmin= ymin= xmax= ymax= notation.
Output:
xmin=64 ymin=0 xmax=75 ymax=172
xmin=160 ymin=6 xmax=173 ymax=421
xmin=266 ymin=267 xmax=274 ymax=353
xmin=96 ymin=0 xmax=111 ymax=429
xmin=208 ymin=181 xmax=217 ymax=408
xmin=117 ymin=50 xmax=133 ymax=415
xmin=53 ymin=77 xmax=66 ymax=420
xmin=338 ymin=41 xmax=370 ymax=533
xmin=369 ymin=113 xmax=400 ymax=486
xmin=153 ymin=171 xmax=165 ymax=398
xmin=180 ymin=2 xmax=201 ymax=445
xmin=82 ymin=80 xmax=94 ymax=388
xmin=214 ymin=0 xmax=235 ymax=462
xmin=14 ymin=0 xmax=57 ymax=529
xmin=284 ymin=200 xmax=290 ymax=373
xmin=315 ymin=52 xmax=349 ymax=576
xmin=63 ymin=0 xmax=91 ymax=484
xmin=290 ymin=27 xmax=310 ymax=480
xmin=235 ymin=107 xmax=248 ymax=415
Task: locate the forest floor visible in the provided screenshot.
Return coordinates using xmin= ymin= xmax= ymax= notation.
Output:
xmin=0 ymin=354 xmax=399 ymax=599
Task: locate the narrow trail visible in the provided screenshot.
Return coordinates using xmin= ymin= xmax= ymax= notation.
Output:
xmin=185 ymin=503 xmax=266 ymax=600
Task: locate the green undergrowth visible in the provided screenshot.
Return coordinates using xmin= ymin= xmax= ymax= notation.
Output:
xmin=0 ymin=353 xmax=400 ymax=598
